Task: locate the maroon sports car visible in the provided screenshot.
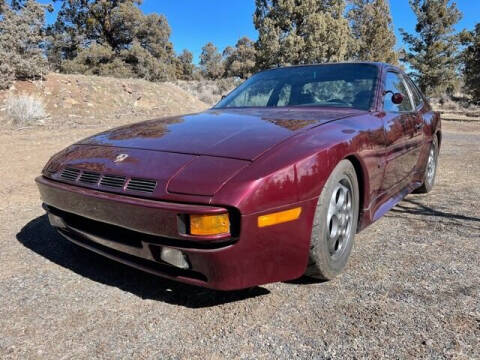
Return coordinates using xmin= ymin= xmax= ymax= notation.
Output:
xmin=37 ymin=62 xmax=441 ymax=290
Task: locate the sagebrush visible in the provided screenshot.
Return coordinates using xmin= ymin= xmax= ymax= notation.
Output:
xmin=5 ymin=95 xmax=48 ymax=126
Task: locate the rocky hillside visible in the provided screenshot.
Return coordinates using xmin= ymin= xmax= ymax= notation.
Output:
xmin=0 ymin=73 xmax=209 ymax=129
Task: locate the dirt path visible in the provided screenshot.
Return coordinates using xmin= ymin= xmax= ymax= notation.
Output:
xmin=0 ymin=121 xmax=479 ymax=359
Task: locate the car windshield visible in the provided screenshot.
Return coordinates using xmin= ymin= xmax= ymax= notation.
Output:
xmin=215 ymin=64 xmax=378 ymax=111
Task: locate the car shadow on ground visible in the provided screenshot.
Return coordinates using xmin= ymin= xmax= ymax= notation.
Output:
xmin=283 ymin=276 xmax=326 ymax=285
xmin=16 ymin=215 xmax=270 ymax=309
xmin=391 ymin=197 xmax=480 ymax=225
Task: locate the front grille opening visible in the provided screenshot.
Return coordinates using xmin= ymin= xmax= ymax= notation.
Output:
xmin=59 ymin=228 xmax=208 ymax=282
xmin=126 ymin=178 xmax=157 ymax=193
xmin=60 ymin=168 xmax=80 ymax=181
xmin=56 ymin=167 xmax=159 ymax=195
xmin=79 ymin=171 xmax=101 ymax=184
xmin=62 ymin=212 xmax=143 ymax=249
xmin=100 ymin=174 xmax=126 ymax=188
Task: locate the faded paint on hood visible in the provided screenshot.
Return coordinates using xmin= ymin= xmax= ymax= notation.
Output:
xmin=77 ymin=108 xmax=363 ymax=161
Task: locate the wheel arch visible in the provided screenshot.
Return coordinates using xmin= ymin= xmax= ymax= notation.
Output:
xmin=345 ymin=154 xmax=367 ymax=225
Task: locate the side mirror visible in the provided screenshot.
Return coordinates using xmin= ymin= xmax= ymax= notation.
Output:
xmin=391 ymin=92 xmax=404 ymax=105
xmin=384 ymin=90 xmax=404 ymax=105
xmin=221 ymin=95 xmax=227 ymax=100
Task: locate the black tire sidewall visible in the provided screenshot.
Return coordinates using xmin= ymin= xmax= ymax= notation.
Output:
xmin=309 ymin=160 xmax=360 ymax=280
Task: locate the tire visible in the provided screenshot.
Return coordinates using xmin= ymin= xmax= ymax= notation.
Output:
xmin=306 ymin=160 xmax=359 ymax=280
xmin=415 ymin=137 xmax=438 ymax=194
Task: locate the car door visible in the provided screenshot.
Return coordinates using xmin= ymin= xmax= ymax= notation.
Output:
xmin=381 ymin=71 xmax=418 ymax=192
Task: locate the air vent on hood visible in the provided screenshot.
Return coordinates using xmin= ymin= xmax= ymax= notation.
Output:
xmin=126 ymin=178 xmax=157 ymax=193
xmin=100 ymin=174 xmax=126 ymax=188
xmin=78 ymin=171 xmax=101 ymax=184
xmin=60 ymin=168 xmax=80 ymax=181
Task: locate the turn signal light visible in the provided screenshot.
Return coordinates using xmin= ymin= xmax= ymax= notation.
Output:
xmin=190 ymin=213 xmax=230 ymax=236
xmin=258 ymin=207 xmax=302 ymax=228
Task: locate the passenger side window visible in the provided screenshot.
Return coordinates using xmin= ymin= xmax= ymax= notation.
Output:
xmin=404 ymin=77 xmax=424 ymax=109
xmin=384 ymin=72 xmax=414 ymax=112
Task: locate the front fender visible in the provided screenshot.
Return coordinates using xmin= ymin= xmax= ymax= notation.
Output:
xmin=213 ymin=116 xmax=383 ymax=216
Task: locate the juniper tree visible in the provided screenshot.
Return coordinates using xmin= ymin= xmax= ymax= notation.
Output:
xmin=48 ymin=0 xmax=177 ymax=81
xmin=200 ymin=42 xmax=224 ymax=80
xmin=460 ymin=24 xmax=480 ymax=104
xmin=254 ymin=0 xmax=354 ymax=69
xmin=175 ymin=49 xmax=195 ymax=80
xmin=401 ymin=0 xmax=462 ymax=96
xmin=223 ymin=37 xmax=256 ymax=79
xmin=48 ymin=0 xmax=140 ymax=62
xmin=0 ymin=0 xmax=48 ymax=89
xmin=348 ymin=0 xmax=397 ymax=64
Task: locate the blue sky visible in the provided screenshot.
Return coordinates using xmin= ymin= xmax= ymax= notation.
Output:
xmin=44 ymin=0 xmax=480 ymax=63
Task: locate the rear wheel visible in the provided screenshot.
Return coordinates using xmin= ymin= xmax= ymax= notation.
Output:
xmin=306 ymin=160 xmax=359 ymax=280
xmin=415 ymin=137 xmax=438 ymax=194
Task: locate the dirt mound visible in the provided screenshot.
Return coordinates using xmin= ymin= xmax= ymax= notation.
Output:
xmin=0 ymin=73 xmax=209 ymax=129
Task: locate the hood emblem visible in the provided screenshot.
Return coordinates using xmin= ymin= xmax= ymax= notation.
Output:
xmin=114 ymin=154 xmax=129 ymax=163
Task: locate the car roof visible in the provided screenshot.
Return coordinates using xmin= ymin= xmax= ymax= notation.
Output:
xmin=259 ymin=62 xmax=397 ymax=73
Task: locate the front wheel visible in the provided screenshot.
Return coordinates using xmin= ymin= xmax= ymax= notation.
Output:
xmin=306 ymin=160 xmax=359 ymax=280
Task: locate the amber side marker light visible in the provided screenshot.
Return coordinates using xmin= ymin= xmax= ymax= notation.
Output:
xmin=258 ymin=207 xmax=302 ymax=228
xmin=190 ymin=213 xmax=230 ymax=236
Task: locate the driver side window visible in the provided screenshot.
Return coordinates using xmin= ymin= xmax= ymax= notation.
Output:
xmin=384 ymin=72 xmax=413 ymax=113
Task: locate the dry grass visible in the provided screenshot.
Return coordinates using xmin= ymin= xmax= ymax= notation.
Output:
xmin=4 ymin=94 xmax=47 ymax=127
xmin=430 ymin=96 xmax=480 ymax=122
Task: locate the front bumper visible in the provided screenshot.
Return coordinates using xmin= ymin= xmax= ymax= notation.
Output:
xmin=36 ymin=176 xmax=314 ymax=290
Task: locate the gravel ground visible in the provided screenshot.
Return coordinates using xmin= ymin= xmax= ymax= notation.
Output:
xmin=0 ymin=121 xmax=479 ymax=359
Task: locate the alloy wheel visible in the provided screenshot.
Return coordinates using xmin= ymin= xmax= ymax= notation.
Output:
xmin=326 ymin=177 xmax=354 ymax=260
xmin=426 ymin=147 xmax=436 ymax=185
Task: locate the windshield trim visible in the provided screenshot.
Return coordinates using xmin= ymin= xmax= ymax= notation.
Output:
xmin=211 ymin=105 xmax=369 ymax=111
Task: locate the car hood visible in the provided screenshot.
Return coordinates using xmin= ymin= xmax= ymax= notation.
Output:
xmin=77 ymin=108 xmax=362 ymax=161
xmin=44 ymin=145 xmax=251 ymax=197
